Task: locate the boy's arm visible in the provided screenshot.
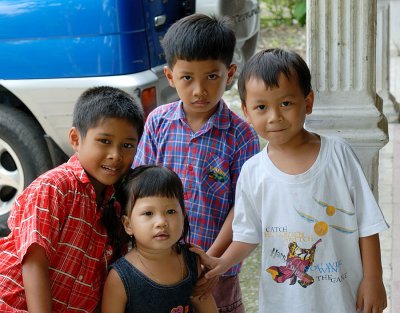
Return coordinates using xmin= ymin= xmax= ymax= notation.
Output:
xmin=191 ymin=293 xmax=218 ymax=313
xmin=206 ymin=207 xmax=234 ymax=257
xmin=356 ymin=234 xmax=387 ymax=313
xmin=22 ymin=244 xmax=52 ymax=313
xmin=190 ymin=258 xmax=218 ymax=313
xmin=101 ymin=269 xmax=127 ymax=313
xmin=191 ymin=241 xmax=257 ymax=279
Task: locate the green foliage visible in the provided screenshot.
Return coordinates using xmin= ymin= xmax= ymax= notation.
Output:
xmin=260 ymin=0 xmax=306 ymax=27
xmin=293 ymin=0 xmax=306 ymax=26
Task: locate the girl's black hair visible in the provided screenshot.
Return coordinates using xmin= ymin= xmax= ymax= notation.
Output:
xmin=102 ymin=165 xmax=190 ymax=260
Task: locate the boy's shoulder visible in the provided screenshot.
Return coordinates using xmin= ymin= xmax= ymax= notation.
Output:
xmin=321 ymin=134 xmax=354 ymax=154
xmin=25 ymin=155 xmax=86 ymax=192
xmin=147 ymin=100 xmax=181 ymax=121
xmin=225 ymin=104 xmax=251 ymax=127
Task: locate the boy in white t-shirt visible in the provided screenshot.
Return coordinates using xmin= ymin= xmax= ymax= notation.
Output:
xmin=192 ymin=48 xmax=389 ymax=313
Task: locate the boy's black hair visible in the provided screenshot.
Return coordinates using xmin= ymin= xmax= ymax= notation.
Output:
xmin=107 ymin=165 xmax=190 ymax=258
xmin=74 ymin=86 xmax=145 ymax=261
xmin=238 ymin=48 xmax=312 ymax=103
xmin=161 ymin=13 xmax=236 ymax=68
xmin=72 ymin=86 xmax=144 ymax=139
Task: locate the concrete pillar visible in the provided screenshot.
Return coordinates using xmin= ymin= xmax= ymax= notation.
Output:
xmin=377 ymin=0 xmax=399 ymax=122
xmin=390 ymin=1 xmax=400 ymax=106
xmin=390 ymin=1 xmax=400 ymax=55
xmin=305 ymin=0 xmax=388 ymax=197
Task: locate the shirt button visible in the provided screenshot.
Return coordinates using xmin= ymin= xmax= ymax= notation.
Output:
xmin=78 ymin=275 xmax=83 ymax=281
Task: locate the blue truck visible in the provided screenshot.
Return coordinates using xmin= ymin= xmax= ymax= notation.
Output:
xmin=0 ymin=0 xmax=259 ymax=234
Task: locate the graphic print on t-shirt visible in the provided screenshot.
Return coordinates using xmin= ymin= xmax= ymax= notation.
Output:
xmin=296 ymin=198 xmax=357 ymax=237
xmin=265 ymin=197 xmax=358 ymax=288
xmin=266 ymin=239 xmax=322 ymax=288
xmin=170 ymin=305 xmax=189 ymax=313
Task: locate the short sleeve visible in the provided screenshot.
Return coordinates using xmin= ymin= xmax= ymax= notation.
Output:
xmin=230 ymin=124 xmax=259 ymax=197
xmin=133 ymin=110 xmax=159 ymax=167
xmin=232 ymin=164 xmax=262 ymax=244
xmin=12 ymin=178 xmax=66 ymax=263
xmin=336 ymin=139 xmax=389 ymax=237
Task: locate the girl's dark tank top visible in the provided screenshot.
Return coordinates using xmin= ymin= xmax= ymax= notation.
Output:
xmin=110 ymin=244 xmax=198 ymax=313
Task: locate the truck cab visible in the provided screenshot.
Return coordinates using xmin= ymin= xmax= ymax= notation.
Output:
xmin=0 ymin=0 xmax=259 ymax=235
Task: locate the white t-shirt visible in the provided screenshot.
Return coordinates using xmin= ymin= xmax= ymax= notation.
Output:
xmin=233 ymin=135 xmax=388 ymax=313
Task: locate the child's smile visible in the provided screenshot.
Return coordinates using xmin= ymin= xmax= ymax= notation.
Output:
xmin=70 ymin=117 xmax=138 ymax=195
xmin=242 ymin=73 xmax=313 ymax=149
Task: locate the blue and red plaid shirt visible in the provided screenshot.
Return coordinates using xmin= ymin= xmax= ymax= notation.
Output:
xmin=133 ymin=100 xmax=259 ymax=276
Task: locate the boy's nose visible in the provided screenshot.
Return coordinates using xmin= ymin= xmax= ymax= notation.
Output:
xmin=268 ymin=107 xmax=283 ymax=123
xmin=193 ymin=84 xmax=207 ymax=97
xmin=108 ymin=147 xmax=123 ymax=160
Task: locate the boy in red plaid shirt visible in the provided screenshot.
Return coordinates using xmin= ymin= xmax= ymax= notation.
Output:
xmin=133 ymin=14 xmax=260 ymax=312
xmin=0 ymin=86 xmax=144 ymax=313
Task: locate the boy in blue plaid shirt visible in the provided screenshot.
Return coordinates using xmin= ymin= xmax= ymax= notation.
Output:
xmin=133 ymin=13 xmax=259 ymax=312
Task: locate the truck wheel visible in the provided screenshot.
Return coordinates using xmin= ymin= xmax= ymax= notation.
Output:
xmin=0 ymin=106 xmax=52 ymax=236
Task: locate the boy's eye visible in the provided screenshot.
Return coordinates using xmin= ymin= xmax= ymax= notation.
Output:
xmin=256 ymin=105 xmax=266 ymax=111
xmin=281 ymin=101 xmax=291 ymax=107
xmin=166 ymin=209 xmax=177 ymax=215
xmin=182 ymin=75 xmax=192 ymax=81
xmin=99 ymin=139 xmax=111 ymax=144
xmin=207 ymin=74 xmax=218 ymax=80
xmin=143 ymin=211 xmax=153 ymax=216
xmin=122 ymin=143 xmax=135 ymax=149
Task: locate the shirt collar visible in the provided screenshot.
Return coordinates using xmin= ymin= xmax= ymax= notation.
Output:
xmin=67 ymin=154 xmax=115 ymax=201
xmin=171 ymin=99 xmax=231 ymax=130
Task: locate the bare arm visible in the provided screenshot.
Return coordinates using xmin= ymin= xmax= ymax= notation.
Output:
xmin=190 ymin=259 xmax=218 ymax=313
xmin=207 ymin=207 xmax=234 ymax=257
xmin=22 ymin=244 xmax=52 ymax=313
xmin=191 ymin=293 xmax=218 ymax=313
xmin=101 ymin=269 xmax=127 ymax=313
xmin=192 ymin=241 xmax=258 ymax=279
xmin=356 ymin=234 xmax=387 ymax=313
xmin=193 ymin=207 xmax=234 ymax=298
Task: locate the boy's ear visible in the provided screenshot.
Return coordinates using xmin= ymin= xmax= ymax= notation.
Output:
xmin=69 ymin=127 xmax=80 ymax=152
xmin=226 ymin=64 xmax=237 ymax=85
xmin=241 ymin=102 xmax=251 ymax=123
xmin=122 ymin=215 xmax=133 ymax=236
xmin=164 ymin=66 xmax=175 ymax=88
xmin=305 ymin=90 xmax=314 ymax=115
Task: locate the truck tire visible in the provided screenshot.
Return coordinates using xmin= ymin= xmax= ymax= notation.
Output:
xmin=0 ymin=106 xmax=53 ymax=236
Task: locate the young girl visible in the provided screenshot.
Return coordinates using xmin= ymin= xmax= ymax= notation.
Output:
xmin=102 ymin=165 xmax=217 ymax=313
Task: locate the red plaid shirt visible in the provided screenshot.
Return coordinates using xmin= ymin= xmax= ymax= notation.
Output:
xmin=0 ymin=155 xmax=114 ymax=312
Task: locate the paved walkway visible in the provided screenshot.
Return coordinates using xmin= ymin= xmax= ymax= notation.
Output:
xmin=379 ymin=123 xmax=399 ymax=313
xmin=383 ymin=54 xmax=400 ymax=313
